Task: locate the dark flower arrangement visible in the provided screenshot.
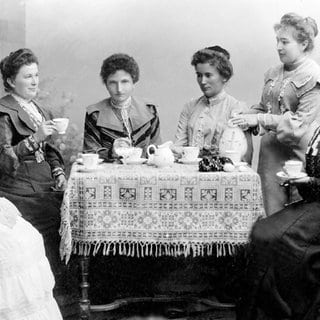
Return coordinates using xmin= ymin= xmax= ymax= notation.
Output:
xmin=37 ymin=78 xmax=83 ymax=176
xmin=198 ymin=147 xmax=233 ymax=172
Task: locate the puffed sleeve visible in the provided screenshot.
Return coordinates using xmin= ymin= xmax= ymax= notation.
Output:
xmin=0 ymin=114 xmax=41 ymax=175
xmin=276 ymin=84 xmax=320 ymax=145
xmin=174 ymin=101 xmax=192 ymax=147
xmin=83 ymin=111 xmax=103 ymax=152
xmin=229 ymin=100 xmax=250 ymax=115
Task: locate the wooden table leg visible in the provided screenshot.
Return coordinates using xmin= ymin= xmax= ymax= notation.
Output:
xmin=79 ymin=256 xmax=91 ymax=319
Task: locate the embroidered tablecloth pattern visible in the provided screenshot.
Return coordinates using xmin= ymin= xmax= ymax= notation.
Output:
xmin=60 ymin=163 xmax=265 ymax=262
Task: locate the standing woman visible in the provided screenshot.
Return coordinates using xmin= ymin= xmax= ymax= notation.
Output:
xmin=173 ymin=45 xmax=252 ymax=162
xmin=231 ymin=13 xmax=320 ymax=215
xmin=83 ymin=53 xmax=161 ymax=159
xmin=0 ymin=49 xmax=67 ymax=286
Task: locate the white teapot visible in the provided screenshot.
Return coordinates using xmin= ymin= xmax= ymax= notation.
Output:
xmin=219 ymin=123 xmax=247 ymax=163
xmin=147 ymin=141 xmax=175 ymax=167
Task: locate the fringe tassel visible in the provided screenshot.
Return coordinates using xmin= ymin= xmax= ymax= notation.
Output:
xmin=71 ymin=240 xmax=245 ymax=258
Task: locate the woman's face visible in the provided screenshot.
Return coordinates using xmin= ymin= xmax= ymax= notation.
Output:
xmin=195 ymin=63 xmax=226 ymax=98
xmin=106 ymin=70 xmax=134 ymax=104
xmin=8 ymin=63 xmax=39 ymax=101
xmin=276 ymin=27 xmax=307 ymax=65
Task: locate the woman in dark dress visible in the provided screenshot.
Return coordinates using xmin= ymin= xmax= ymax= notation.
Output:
xmin=83 ymin=53 xmax=161 ymax=159
xmin=237 ymin=125 xmax=320 ymax=319
xmin=0 ymin=49 xmax=67 ymax=288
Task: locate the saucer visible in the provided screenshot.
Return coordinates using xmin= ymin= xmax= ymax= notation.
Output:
xmin=233 ymin=161 xmax=248 ymax=167
xmin=121 ymin=158 xmax=148 ymax=165
xmin=76 ymin=158 xmax=104 ymax=165
xmin=276 ymin=171 xmax=307 ymax=180
xmin=77 ymin=164 xmax=104 ymax=172
xmin=179 ymin=158 xmax=202 ymax=165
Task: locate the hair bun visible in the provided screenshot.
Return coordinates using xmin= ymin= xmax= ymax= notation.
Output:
xmin=205 ymin=45 xmax=231 ymax=60
xmin=305 ymin=16 xmax=318 ymax=37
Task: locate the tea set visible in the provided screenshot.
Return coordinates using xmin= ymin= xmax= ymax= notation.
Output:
xmin=76 ymin=122 xmax=252 ymax=171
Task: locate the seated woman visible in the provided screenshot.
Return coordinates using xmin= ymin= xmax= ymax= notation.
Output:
xmin=237 ymin=125 xmax=320 ymax=319
xmin=0 ymin=197 xmax=62 ymax=320
xmin=173 ymin=45 xmax=252 ymax=162
xmin=83 ymin=53 xmax=161 ymax=159
xmin=0 ymin=49 xmax=68 ymax=289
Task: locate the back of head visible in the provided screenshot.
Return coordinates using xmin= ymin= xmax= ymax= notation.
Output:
xmin=0 ymin=48 xmax=38 ymax=92
xmin=100 ymin=53 xmax=140 ymax=85
xmin=274 ymin=12 xmax=318 ymax=52
xmin=191 ymin=45 xmax=233 ymax=81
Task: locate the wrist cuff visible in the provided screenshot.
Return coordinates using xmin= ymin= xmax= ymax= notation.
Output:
xmin=52 ymin=167 xmax=65 ymax=178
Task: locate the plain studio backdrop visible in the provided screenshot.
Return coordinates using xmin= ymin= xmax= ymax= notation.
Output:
xmin=3 ymin=0 xmax=320 ymax=164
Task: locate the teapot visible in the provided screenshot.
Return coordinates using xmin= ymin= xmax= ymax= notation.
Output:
xmin=147 ymin=141 xmax=175 ymax=167
xmin=218 ymin=122 xmax=247 ymax=163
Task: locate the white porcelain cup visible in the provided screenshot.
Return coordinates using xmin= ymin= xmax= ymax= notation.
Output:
xmin=82 ymin=153 xmax=99 ymax=169
xmin=127 ymin=147 xmax=143 ymax=160
xmin=284 ymin=160 xmax=303 ymax=176
xmin=181 ymin=146 xmax=199 ymax=161
xmin=53 ymin=118 xmax=69 ymax=134
xmin=224 ymin=150 xmax=241 ymax=164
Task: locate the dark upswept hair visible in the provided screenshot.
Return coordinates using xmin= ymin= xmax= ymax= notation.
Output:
xmin=274 ymin=12 xmax=318 ymax=52
xmin=191 ymin=45 xmax=233 ymax=81
xmin=100 ymin=53 xmax=140 ymax=85
xmin=0 ymin=48 xmax=38 ymax=92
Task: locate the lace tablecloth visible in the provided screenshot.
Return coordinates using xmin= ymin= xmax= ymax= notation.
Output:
xmin=60 ymin=163 xmax=265 ymax=262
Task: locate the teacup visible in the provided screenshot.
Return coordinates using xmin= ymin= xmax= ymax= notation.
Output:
xmin=284 ymin=160 xmax=303 ymax=176
xmin=82 ymin=153 xmax=99 ymax=169
xmin=223 ymin=150 xmax=241 ymax=164
xmin=127 ymin=147 xmax=143 ymax=161
xmin=53 ymin=118 xmax=69 ymax=134
xmin=181 ymin=146 xmax=199 ymax=161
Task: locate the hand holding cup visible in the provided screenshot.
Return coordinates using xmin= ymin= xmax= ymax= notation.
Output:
xmin=33 ymin=120 xmax=56 ymax=142
xmin=53 ymin=118 xmax=69 ymax=134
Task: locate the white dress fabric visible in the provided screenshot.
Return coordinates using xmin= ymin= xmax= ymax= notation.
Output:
xmin=0 ymin=198 xmax=63 ymax=320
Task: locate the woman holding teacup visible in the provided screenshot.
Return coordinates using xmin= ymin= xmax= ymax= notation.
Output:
xmin=236 ymin=124 xmax=320 ymax=319
xmin=0 ymin=48 xmax=70 ymax=304
xmin=231 ymin=13 xmax=320 ymax=216
xmin=172 ymin=45 xmax=252 ymax=162
xmin=83 ymin=53 xmax=161 ymax=160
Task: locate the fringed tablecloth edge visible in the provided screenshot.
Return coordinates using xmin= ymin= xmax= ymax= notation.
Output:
xmin=70 ymin=239 xmax=248 ymax=258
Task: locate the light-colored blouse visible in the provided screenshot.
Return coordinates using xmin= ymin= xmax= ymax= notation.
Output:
xmin=174 ymin=91 xmax=248 ymax=152
xmin=253 ymin=57 xmax=320 ymax=155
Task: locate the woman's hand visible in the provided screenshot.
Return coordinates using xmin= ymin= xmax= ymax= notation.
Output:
xmin=55 ymin=175 xmax=68 ymax=191
xmin=33 ymin=120 xmax=56 ymax=142
xmin=170 ymin=145 xmax=184 ymax=160
xmin=229 ymin=114 xmax=259 ymax=128
xmin=288 ymin=176 xmax=311 ymax=186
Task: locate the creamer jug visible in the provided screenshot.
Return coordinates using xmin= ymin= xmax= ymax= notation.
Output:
xmin=147 ymin=141 xmax=174 ymax=167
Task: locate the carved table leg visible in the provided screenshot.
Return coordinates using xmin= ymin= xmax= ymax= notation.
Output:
xmin=79 ymin=256 xmax=91 ymax=319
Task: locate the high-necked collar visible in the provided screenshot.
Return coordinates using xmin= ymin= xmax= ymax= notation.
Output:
xmin=202 ymin=90 xmax=227 ymax=107
xmin=91 ymin=96 xmax=155 ymax=132
xmin=110 ymin=96 xmax=132 ymax=109
xmin=283 ymin=56 xmax=307 ymax=72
